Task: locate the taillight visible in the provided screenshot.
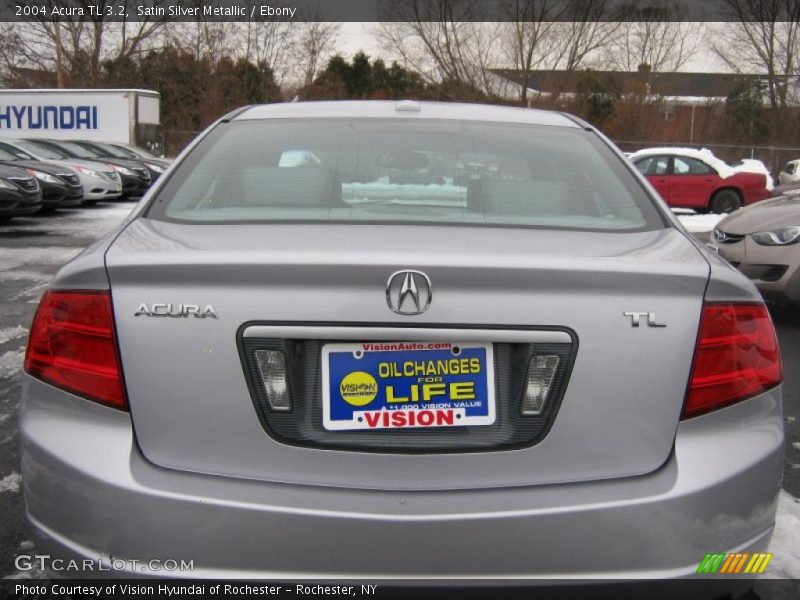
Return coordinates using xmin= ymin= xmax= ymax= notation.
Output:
xmin=683 ymin=302 xmax=781 ymax=419
xmin=24 ymin=289 xmax=127 ymax=410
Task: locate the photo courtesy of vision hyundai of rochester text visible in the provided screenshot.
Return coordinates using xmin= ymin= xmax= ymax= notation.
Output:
xmin=19 ymin=101 xmax=783 ymax=588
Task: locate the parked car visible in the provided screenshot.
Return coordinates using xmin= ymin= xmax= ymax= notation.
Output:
xmin=0 ymin=138 xmax=121 ymax=203
xmin=108 ymin=141 xmax=169 ymax=163
xmin=71 ymin=140 xmax=167 ymax=182
xmin=0 ymin=163 xmax=42 ymax=220
xmin=630 ymin=147 xmax=771 ymax=213
xmin=0 ymin=146 xmax=83 ymax=211
xmin=21 ymin=102 xmax=783 ymax=589
xmin=773 ymin=180 xmax=800 ymax=196
xmin=26 ymin=139 xmax=151 ymax=198
xmin=778 ymin=158 xmax=800 ymax=185
xmin=712 ymin=189 xmax=800 ymax=307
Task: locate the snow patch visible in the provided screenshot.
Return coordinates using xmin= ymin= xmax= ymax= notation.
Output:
xmin=12 ymin=281 xmax=50 ymax=302
xmin=768 ymin=491 xmax=800 ymax=578
xmin=0 ymin=472 xmax=21 ymax=493
xmin=0 ymin=270 xmax=50 ymax=283
xmin=0 ymin=348 xmax=25 ymax=379
xmin=0 ymin=246 xmax=82 ymax=271
xmin=0 ymin=326 xmax=27 ymax=345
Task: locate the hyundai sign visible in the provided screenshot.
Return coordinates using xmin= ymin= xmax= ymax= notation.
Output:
xmin=0 ymin=105 xmax=99 ymax=130
xmin=0 ymin=90 xmax=159 ymax=143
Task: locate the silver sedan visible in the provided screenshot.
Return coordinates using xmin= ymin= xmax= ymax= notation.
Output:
xmin=20 ymin=101 xmax=783 ymax=586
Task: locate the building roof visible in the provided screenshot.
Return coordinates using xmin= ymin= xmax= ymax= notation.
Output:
xmin=491 ymin=69 xmax=767 ymax=100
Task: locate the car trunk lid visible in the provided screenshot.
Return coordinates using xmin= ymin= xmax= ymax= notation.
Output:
xmin=106 ymin=219 xmax=709 ymax=490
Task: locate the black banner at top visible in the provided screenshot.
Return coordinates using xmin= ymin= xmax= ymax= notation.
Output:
xmin=0 ymin=0 xmax=799 ymax=23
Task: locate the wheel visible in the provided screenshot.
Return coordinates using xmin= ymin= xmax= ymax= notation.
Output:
xmin=710 ymin=189 xmax=743 ymax=214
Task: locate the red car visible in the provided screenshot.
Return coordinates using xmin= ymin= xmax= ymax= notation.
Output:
xmin=631 ymin=148 xmax=770 ymax=213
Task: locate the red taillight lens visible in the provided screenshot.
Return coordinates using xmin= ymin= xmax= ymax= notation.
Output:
xmin=24 ymin=290 xmax=127 ymax=410
xmin=683 ymin=302 xmax=781 ymax=419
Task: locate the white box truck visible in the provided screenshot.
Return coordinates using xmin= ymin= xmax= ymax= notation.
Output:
xmin=0 ymin=88 xmax=160 ymax=150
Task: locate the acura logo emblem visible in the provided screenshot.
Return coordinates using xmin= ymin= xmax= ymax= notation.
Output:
xmin=386 ymin=270 xmax=432 ymax=315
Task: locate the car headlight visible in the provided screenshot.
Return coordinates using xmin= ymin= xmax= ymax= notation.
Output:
xmin=76 ymin=166 xmax=101 ymax=178
xmin=115 ymin=166 xmax=135 ymax=176
xmin=25 ymin=169 xmax=60 ymax=184
xmin=0 ymin=178 xmax=16 ymax=189
xmin=751 ymin=225 xmax=800 ymax=246
xmin=145 ymin=163 xmax=165 ymax=173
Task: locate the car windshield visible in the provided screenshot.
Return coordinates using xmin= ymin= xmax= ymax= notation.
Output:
xmin=55 ymin=141 xmax=103 ymax=159
xmin=122 ymin=144 xmax=158 ymax=158
xmin=16 ymin=141 xmax=67 ymax=159
xmin=150 ymin=119 xmax=663 ymax=231
xmin=0 ymin=147 xmax=20 ymax=161
xmin=96 ymin=143 xmax=134 ymax=158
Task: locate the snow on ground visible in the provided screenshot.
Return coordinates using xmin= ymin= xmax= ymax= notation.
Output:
xmin=0 ymin=349 xmax=25 ymax=379
xmin=674 ymin=210 xmax=726 ymax=234
xmin=0 ymin=473 xmax=21 ymax=494
xmin=767 ymin=491 xmax=800 ymax=578
xmin=0 ymin=326 xmax=26 ymax=346
xmin=0 ymin=270 xmax=50 ymax=284
xmin=0 ymin=246 xmax=82 ymax=271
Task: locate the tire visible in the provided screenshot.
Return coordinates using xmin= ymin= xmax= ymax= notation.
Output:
xmin=710 ymin=189 xmax=743 ymax=214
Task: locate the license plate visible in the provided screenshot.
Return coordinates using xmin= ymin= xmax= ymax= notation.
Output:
xmin=322 ymin=342 xmax=495 ymax=431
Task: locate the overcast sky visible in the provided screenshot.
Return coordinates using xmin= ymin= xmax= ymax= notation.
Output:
xmin=334 ymin=22 xmax=731 ymax=73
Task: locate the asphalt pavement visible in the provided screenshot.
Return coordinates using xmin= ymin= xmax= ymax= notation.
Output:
xmin=0 ymin=203 xmax=798 ymax=581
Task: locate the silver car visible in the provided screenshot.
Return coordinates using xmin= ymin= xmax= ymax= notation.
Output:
xmin=20 ymin=102 xmax=783 ymax=582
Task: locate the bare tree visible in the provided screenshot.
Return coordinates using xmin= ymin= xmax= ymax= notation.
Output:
xmin=711 ymin=0 xmax=800 ymax=109
xmin=9 ymin=0 xmax=166 ymax=87
xmin=500 ymin=1 xmax=576 ymax=104
xmin=603 ymin=1 xmax=701 ymax=73
xmin=294 ymin=21 xmax=341 ymax=90
xmin=498 ymin=0 xmax=620 ymax=102
xmin=375 ymin=1 xmax=504 ymax=97
xmin=555 ymin=0 xmax=621 ymax=73
xmin=238 ymin=20 xmax=294 ymax=84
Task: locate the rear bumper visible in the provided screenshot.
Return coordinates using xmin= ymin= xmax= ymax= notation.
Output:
xmin=743 ymin=188 xmax=772 ymax=205
xmin=20 ymin=376 xmax=783 ymax=579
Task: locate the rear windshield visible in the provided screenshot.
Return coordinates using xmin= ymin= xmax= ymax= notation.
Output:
xmin=147 ymin=119 xmax=664 ymax=231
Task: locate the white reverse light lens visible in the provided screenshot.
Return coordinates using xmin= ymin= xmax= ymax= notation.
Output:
xmin=522 ymin=355 xmax=560 ymax=416
xmin=751 ymin=226 xmax=800 ymax=246
xmin=254 ymin=350 xmax=291 ymax=412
